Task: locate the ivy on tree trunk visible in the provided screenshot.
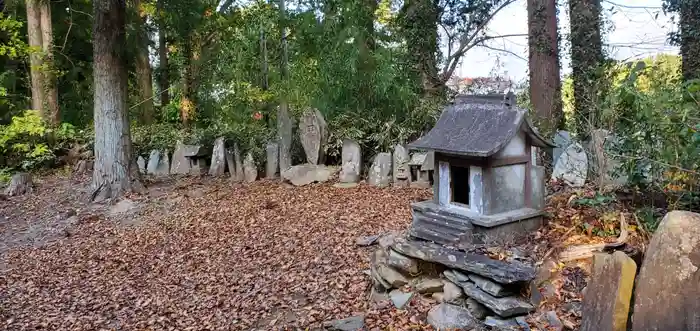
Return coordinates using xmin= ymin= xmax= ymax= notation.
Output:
xmin=569 ymin=0 xmax=604 ymax=133
xmin=527 ymin=0 xmax=562 ymax=136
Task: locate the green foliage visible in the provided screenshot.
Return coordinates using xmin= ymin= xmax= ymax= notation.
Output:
xmin=0 ymin=110 xmax=83 ymax=170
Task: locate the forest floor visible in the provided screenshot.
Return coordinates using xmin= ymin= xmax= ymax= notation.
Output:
xmin=0 ymin=173 xmax=648 ymax=330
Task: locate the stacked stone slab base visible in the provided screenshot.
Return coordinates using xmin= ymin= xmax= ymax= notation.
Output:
xmin=369 ymin=236 xmax=536 ymax=330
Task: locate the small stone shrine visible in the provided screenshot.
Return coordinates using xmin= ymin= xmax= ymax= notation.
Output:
xmin=407 ymin=93 xmax=554 ymax=245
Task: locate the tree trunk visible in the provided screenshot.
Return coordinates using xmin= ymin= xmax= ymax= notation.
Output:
xmin=38 ymin=1 xmax=59 ymax=126
xmin=92 ymin=0 xmax=136 ymax=201
xmin=180 ymin=37 xmax=195 ymax=128
xmin=157 ymin=0 xmax=169 ymax=107
xmin=527 ymin=0 xmax=562 ymax=136
xmin=569 ymin=0 xmax=603 ymax=133
xmin=356 ymin=0 xmax=377 ymax=110
xmin=133 ymin=0 xmax=155 ymax=124
xmin=25 ymin=0 xmax=44 ymax=115
xmin=277 ymin=0 xmax=292 ymax=171
xmin=400 ymin=0 xmax=440 ymax=96
xmin=679 ymin=1 xmax=700 ymax=81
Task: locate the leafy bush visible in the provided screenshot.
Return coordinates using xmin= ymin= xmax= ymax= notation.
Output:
xmin=0 ymin=110 xmax=58 ymax=170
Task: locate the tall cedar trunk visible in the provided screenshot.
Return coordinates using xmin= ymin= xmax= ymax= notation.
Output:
xmin=133 ymin=0 xmax=155 ymax=124
xmin=38 ymin=1 xmax=59 ymax=126
xmin=277 ymin=0 xmax=292 ymax=171
xmin=157 ymin=0 xmax=169 ymax=106
xmin=401 ymin=0 xmax=440 ymax=96
xmin=356 ymin=0 xmax=377 ymax=110
xmin=680 ymin=1 xmax=700 ymax=81
xmin=180 ymin=37 xmax=195 ymax=128
xmin=25 ymin=0 xmax=44 ymax=115
xmin=260 ymin=27 xmax=271 ymax=125
xmin=92 ymin=0 xmax=134 ymax=200
xmin=527 ymin=0 xmax=562 ymax=135
xmin=569 ymin=0 xmax=603 ymax=132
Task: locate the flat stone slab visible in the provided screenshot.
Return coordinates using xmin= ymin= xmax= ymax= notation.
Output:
xmin=443 ymin=269 xmax=470 ymax=284
xmin=469 ymin=273 xmax=514 ymax=297
xmin=386 ymin=249 xmax=418 ymax=274
xmin=389 ymin=289 xmax=414 ymax=309
xmin=580 ymin=251 xmax=636 ymax=331
xmin=462 ymin=283 xmax=534 ymax=318
xmin=632 ymin=211 xmax=700 ymax=331
xmin=412 ymin=277 xmax=443 ymax=294
xmin=484 ymin=316 xmax=531 ymax=330
xmin=427 ymin=303 xmax=478 ymax=330
xmin=325 ymin=315 xmax=364 ymax=331
xmin=391 ymin=237 xmax=536 ymax=284
xmin=356 ymin=235 xmax=380 ymax=247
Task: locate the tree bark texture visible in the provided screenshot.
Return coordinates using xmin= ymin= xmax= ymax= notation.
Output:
xmin=355 ymin=0 xmax=377 ymax=110
xmin=25 ymin=0 xmax=44 ymax=115
xmin=680 ymin=1 xmax=700 ymax=81
xmin=92 ymin=0 xmax=135 ymax=201
xmin=277 ymin=0 xmax=292 ymax=172
xmin=157 ymin=0 xmax=169 ymax=106
xmin=400 ymin=0 xmax=440 ymax=96
xmin=25 ymin=0 xmax=60 ymax=126
xmin=180 ymin=37 xmax=196 ymax=128
xmin=38 ymin=1 xmax=59 ymax=125
xmin=569 ymin=0 xmax=604 ymax=132
xmin=133 ymin=0 xmax=155 ymax=124
xmin=527 ymin=0 xmax=562 ymax=135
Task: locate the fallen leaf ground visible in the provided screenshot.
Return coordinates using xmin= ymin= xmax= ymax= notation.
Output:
xmin=0 ymin=175 xmax=649 ymax=330
xmin=0 ymin=176 xmax=436 ymax=330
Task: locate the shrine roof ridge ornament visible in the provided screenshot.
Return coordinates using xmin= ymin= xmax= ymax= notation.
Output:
xmin=408 ymin=93 xmax=555 ymax=157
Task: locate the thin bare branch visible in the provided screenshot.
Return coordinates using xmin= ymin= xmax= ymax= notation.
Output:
xmin=443 ymin=32 xmax=526 ymax=81
xmin=479 ymin=44 xmax=526 ymax=61
xmin=441 ymin=0 xmax=517 ymax=81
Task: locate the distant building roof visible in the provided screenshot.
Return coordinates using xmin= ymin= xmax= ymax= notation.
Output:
xmin=408 ymin=94 xmax=554 ymax=157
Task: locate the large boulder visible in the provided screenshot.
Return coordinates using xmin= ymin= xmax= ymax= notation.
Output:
xmin=631 ymin=211 xmax=700 ymax=331
xmin=368 ymin=153 xmax=392 ymax=187
xmin=580 ymin=251 xmax=636 ymax=331
xmin=298 ymin=108 xmax=328 ymax=165
xmin=339 ymin=139 xmax=361 ymax=183
xmin=281 ymin=164 xmax=336 ymax=186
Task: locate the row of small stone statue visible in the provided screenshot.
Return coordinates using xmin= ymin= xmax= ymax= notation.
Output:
xmin=136 ymin=138 xmax=261 ymax=182
xmin=338 ymin=140 xmax=434 ymax=188
xmin=137 ymin=136 xmax=436 ymax=188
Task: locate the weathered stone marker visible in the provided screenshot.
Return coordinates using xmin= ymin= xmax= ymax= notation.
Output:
xmin=265 ymin=142 xmax=279 ymax=179
xmin=209 ymin=137 xmax=226 ymax=176
xmin=553 ymin=130 xmax=572 ymax=164
xmin=392 ymin=144 xmax=410 ymax=187
xmin=552 ymin=142 xmax=588 ymax=187
xmin=170 ymin=141 xmax=190 ymax=175
xmin=243 ymin=152 xmax=257 ymax=182
xmin=631 ymin=211 xmax=700 ymax=331
xmin=580 ymin=251 xmax=636 ymax=331
xmin=368 ymin=152 xmax=392 ymax=187
xmin=339 ymin=139 xmax=361 ymax=183
xmin=137 ymin=156 xmax=146 ymax=174
xmin=299 ymin=108 xmax=328 ymax=165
